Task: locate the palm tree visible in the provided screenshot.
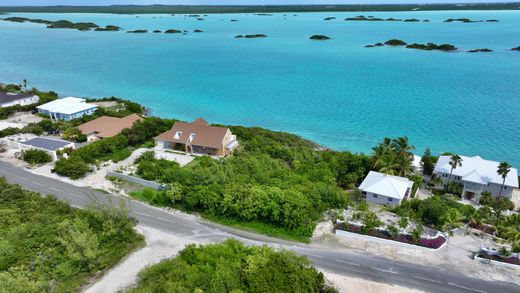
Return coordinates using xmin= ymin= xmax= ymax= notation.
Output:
xmin=375 ymin=153 xmax=400 ymax=175
xmin=371 ymin=137 xmax=392 ymax=168
xmin=448 ymin=154 xmax=463 ymax=184
xmin=391 ymin=136 xmax=415 ymax=176
xmin=497 ymin=161 xmax=512 ymax=198
xmin=22 ymin=79 xmax=28 ymax=92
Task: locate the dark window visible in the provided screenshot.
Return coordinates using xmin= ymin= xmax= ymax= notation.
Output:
xmin=388 ymin=198 xmax=393 ymax=202
xmin=373 ymin=194 xmax=378 ymax=198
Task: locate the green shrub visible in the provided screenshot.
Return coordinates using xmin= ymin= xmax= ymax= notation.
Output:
xmin=0 ymin=178 xmax=143 ymax=291
xmin=54 ymin=156 xmax=91 ymax=179
xmin=131 ymin=239 xmax=336 ymax=293
xmin=18 ymin=149 xmax=52 ymax=164
xmin=61 ymin=127 xmax=87 ymax=142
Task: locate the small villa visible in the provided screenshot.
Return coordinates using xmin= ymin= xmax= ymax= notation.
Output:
xmin=154 ymin=118 xmax=238 ymax=157
xmin=433 ymin=155 xmax=518 ymax=199
xmin=359 ymin=171 xmax=414 ymax=207
xmin=77 ymin=113 xmax=142 ymax=141
xmin=37 ymin=97 xmax=97 ymax=121
xmin=0 ymin=92 xmax=39 ymax=108
xmin=21 ymin=137 xmax=75 ymax=161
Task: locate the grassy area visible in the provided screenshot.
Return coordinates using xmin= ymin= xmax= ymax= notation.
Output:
xmin=1 ymin=3 xmax=519 ymax=14
xmin=0 ymin=178 xmax=144 ymax=292
xmin=202 ymin=214 xmax=312 ymax=243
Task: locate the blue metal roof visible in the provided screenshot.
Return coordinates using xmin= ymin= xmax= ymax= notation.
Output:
xmin=22 ymin=137 xmax=72 ymax=151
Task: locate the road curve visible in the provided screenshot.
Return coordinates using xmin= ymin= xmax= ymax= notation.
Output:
xmin=0 ymin=161 xmax=518 ymax=293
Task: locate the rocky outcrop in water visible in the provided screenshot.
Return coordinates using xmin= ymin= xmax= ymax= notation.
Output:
xmin=127 ymin=30 xmax=148 ymax=33
xmin=384 ymin=39 xmax=407 ymax=46
xmin=309 ymin=35 xmax=330 ymax=40
xmin=164 ymin=29 xmax=182 ymax=33
xmin=511 ymin=46 xmax=520 ymax=51
xmin=235 ymin=34 xmax=267 ymax=38
xmin=445 ymin=18 xmax=500 ymax=23
xmin=406 ymin=43 xmax=457 ymax=51
xmin=467 ymin=48 xmax=493 ymax=53
xmin=94 ymin=25 xmax=122 ymax=31
xmin=324 ymin=17 xmax=336 ymax=20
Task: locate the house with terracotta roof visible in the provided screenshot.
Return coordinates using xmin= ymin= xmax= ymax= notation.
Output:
xmin=77 ymin=113 xmax=142 ymax=141
xmin=359 ymin=171 xmax=414 ymax=207
xmin=154 ymin=118 xmax=238 ymax=157
xmin=433 ymin=155 xmax=518 ymax=199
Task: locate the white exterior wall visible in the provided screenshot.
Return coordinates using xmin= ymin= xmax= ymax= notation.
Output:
xmin=434 ymin=171 xmax=513 ymax=198
xmin=364 ymin=191 xmax=401 ymax=207
xmin=0 ymin=95 xmax=39 ymax=108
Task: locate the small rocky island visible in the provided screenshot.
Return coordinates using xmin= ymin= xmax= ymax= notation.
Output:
xmin=309 ymin=35 xmax=330 ymax=40
xmin=194 ymin=29 xmax=203 ymax=33
xmin=345 ymin=15 xmax=428 ymax=22
xmin=384 ymin=39 xmax=407 ymax=46
xmin=365 ymin=39 xmax=457 ymax=52
xmin=164 ymin=29 xmax=182 ymax=33
xmin=406 ymin=43 xmax=457 ymax=51
xmin=365 ymin=43 xmax=384 ymax=48
xmin=3 ymin=16 xmax=122 ymax=31
xmin=512 ymin=46 xmax=520 ymax=51
xmin=324 ymin=17 xmax=336 ymax=21
xmin=127 ymin=29 xmax=148 ymax=33
xmin=235 ymin=34 xmax=268 ymax=38
xmin=94 ymin=25 xmax=121 ymax=31
xmin=467 ymin=48 xmax=493 ymax=53
xmin=444 ymin=18 xmax=499 ymax=23
xmin=153 ymin=30 xmax=162 ymax=33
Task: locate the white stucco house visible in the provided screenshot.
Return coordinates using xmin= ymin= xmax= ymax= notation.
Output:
xmin=359 ymin=171 xmax=415 ymax=207
xmin=37 ymin=97 xmax=97 ymax=121
xmin=0 ymin=92 xmax=39 ymax=108
xmin=433 ymin=155 xmax=518 ymax=199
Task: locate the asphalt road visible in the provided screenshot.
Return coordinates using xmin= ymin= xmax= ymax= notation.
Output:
xmin=1 ymin=160 xmax=519 ymax=293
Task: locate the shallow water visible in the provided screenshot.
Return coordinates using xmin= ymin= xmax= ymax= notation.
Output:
xmin=1 ymin=11 xmax=519 ymax=164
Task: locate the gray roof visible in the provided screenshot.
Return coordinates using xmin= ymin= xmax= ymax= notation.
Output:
xmin=21 ymin=137 xmax=72 ymax=151
xmin=0 ymin=92 xmax=35 ymax=104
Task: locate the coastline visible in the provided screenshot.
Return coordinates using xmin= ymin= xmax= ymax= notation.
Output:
xmin=1 ymin=3 xmax=520 ymax=14
xmin=2 ymin=9 xmax=519 ymax=166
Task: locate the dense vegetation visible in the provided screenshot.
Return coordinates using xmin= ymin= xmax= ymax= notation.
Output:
xmin=406 ymin=43 xmax=457 ymax=51
xmin=16 ymin=149 xmax=52 ymax=165
xmin=384 ymin=39 xmax=407 ymax=46
xmin=0 ymin=178 xmax=143 ymax=291
xmin=1 ymin=17 xmax=119 ymax=31
xmin=131 ymin=239 xmax=336 ymax=293
xmin=131 ymin=126 xmax=370 ymax=240
xmin=1 ymin=3 xmax=518 ymax=14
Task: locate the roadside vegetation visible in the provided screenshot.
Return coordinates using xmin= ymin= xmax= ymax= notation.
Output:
xmin=130 ymin=126 xmax=371 ymax=241
xmin=16 ymin=149 xmax=52 ymax=165
xmin=130 ymin=239 xmax=336 ymax=293
xmin=0 ymin=178 xmax=143 ymax=292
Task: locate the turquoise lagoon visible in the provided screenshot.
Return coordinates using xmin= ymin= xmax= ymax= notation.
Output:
xmin=1 ymin=11 xmax=520 ymax=164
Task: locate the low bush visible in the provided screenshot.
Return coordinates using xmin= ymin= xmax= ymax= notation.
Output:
xmin=0 ymin=178 xmax=143 ymax=291
xmin=131 ymin=239 xmax=336 ymax=293
xmin=54 ymin=156 xmax=91 ymax=179
xmin=18 ymin=149 xmax=52 ymax=164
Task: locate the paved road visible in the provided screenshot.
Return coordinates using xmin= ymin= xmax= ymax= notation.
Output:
xmin=1 ymin=161 xmax=519 ymax=293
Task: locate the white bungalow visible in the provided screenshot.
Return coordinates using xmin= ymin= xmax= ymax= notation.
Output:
xmin=359 ymin=171 xmax=414 ymax=207
xmin=0 ymin=92 xmax=39 ymax=108
xmin=433 ymin=155 xmax=518 ymax=199
xmin=37 ymin=97 xmax=97 ymax=121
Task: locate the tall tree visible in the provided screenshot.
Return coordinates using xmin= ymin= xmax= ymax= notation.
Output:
xmin=420 ymin=148 xmax=435 ymax=175
xmin=497 ymin=161 xmax=512 ymax=197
